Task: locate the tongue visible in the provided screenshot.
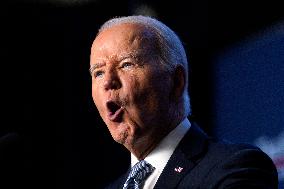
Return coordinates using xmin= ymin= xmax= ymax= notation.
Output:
xmin=107 ymin=101 xmax=121 ymax=115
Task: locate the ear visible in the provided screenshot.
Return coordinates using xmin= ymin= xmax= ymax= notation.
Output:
xmin=171 ymin=65 xmax=186 ymax=101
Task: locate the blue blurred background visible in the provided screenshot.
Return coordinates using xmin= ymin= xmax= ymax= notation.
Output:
xmin=1 ymin=0 xmax=283 ymax=188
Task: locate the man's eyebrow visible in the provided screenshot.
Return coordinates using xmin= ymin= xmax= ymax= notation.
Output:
xmin=89 ymin=52 xmax=143 ymax=75
xmin=89 ymin=62 xmax=105 ymax=75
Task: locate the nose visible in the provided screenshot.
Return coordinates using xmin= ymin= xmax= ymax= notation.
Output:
xmin=103 ymin=70 xmax=122 ymax=90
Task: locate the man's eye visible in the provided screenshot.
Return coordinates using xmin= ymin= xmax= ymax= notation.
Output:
xmin=121 ymin=62 xmax=134 ymax=69
xmin=94 ymin=71 xmax=104 ymax=78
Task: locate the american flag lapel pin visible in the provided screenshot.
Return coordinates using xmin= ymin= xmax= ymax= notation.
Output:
xmin=174 ymin=166 xmax=183 ymax=173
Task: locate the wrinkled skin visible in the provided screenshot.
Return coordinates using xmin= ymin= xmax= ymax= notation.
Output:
xmin=90 ymin=23 xmax=184 ymax=159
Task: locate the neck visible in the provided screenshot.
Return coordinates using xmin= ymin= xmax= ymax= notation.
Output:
xmin=129 ymin=116 xmax=185 ymax=160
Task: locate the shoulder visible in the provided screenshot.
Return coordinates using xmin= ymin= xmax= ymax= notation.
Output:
xmin=205 ymin=140 xmax=278 ymax=188
xmin=195 ymin=137 xmax=278 ymax=188
xmin=204 ymin=138 xmax=275 ymax=172
xmin=205 ymin=138 xmax=263 ymax=162
xmin=177 ymin=123 xmax=278 ymax=188
xmin=182 ymin=123 xmax=275 ymax=167
xmin=179 ymin=123 xmax=266 ymax=163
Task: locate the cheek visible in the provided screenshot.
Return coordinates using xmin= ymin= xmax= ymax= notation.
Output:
xmin=137 ymin=72 xmax=171 ymax=112
xmin=124 ymin=73 xmax=162 ymax=113
xmin=122 ymin=74 xmax=147 ymax=104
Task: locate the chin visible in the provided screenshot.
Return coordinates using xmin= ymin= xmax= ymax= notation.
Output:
xmin=111 ymin=129 xmax=129 ymax=144
xmin=108 ymin=121 xmax=137 ymax=145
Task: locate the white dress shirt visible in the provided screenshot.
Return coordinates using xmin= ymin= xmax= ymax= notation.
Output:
xmin=130 ymin=118 xmax=191 ymax=189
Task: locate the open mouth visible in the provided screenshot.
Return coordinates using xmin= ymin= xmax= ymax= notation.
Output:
xmin=106 ymin=100 xmax=123 ymax=122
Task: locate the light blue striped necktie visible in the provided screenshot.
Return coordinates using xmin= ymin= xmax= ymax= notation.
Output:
xmin=123 ymin=160 xmax=155 ymax=189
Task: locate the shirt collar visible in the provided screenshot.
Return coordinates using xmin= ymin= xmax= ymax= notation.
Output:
xmin=131 ymin=118 xmax=191 ymax=172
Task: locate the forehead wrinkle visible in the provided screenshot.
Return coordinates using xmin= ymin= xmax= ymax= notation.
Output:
xmin=97 ymin=50 xmax=142 ymax=63
xmin=117 ymin=50 xmax=141 ymax=61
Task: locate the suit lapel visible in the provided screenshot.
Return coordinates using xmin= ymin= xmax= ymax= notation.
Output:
xmin=117 ymin=168 xmax=131 ymax=188
xmin=154 ymin=123 xmax=208 ymax=189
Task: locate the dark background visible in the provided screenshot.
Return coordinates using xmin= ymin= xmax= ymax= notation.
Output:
xmin=1 ymin=0 xmax=283 ymax=188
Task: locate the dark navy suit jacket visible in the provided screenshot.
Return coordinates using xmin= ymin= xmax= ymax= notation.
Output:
xmin=105 ymin=123 xmax=278 ymax=189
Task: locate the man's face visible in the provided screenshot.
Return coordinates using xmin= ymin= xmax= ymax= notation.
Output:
xmin=90 ymin=23 xmax=173 ymax=150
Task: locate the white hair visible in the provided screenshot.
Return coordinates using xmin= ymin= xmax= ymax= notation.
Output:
xmin=98 ymin=15 xmax=191 ymax=116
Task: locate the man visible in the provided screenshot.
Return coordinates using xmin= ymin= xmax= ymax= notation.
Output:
xmin=89 ymin=15 xmax=278 ymax=189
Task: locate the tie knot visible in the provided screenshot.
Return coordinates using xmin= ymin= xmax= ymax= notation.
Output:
xmin=130 ymin=160 xmax=155 ymax=182
xmin=123 ymin=160 xmax=155 ymax=189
